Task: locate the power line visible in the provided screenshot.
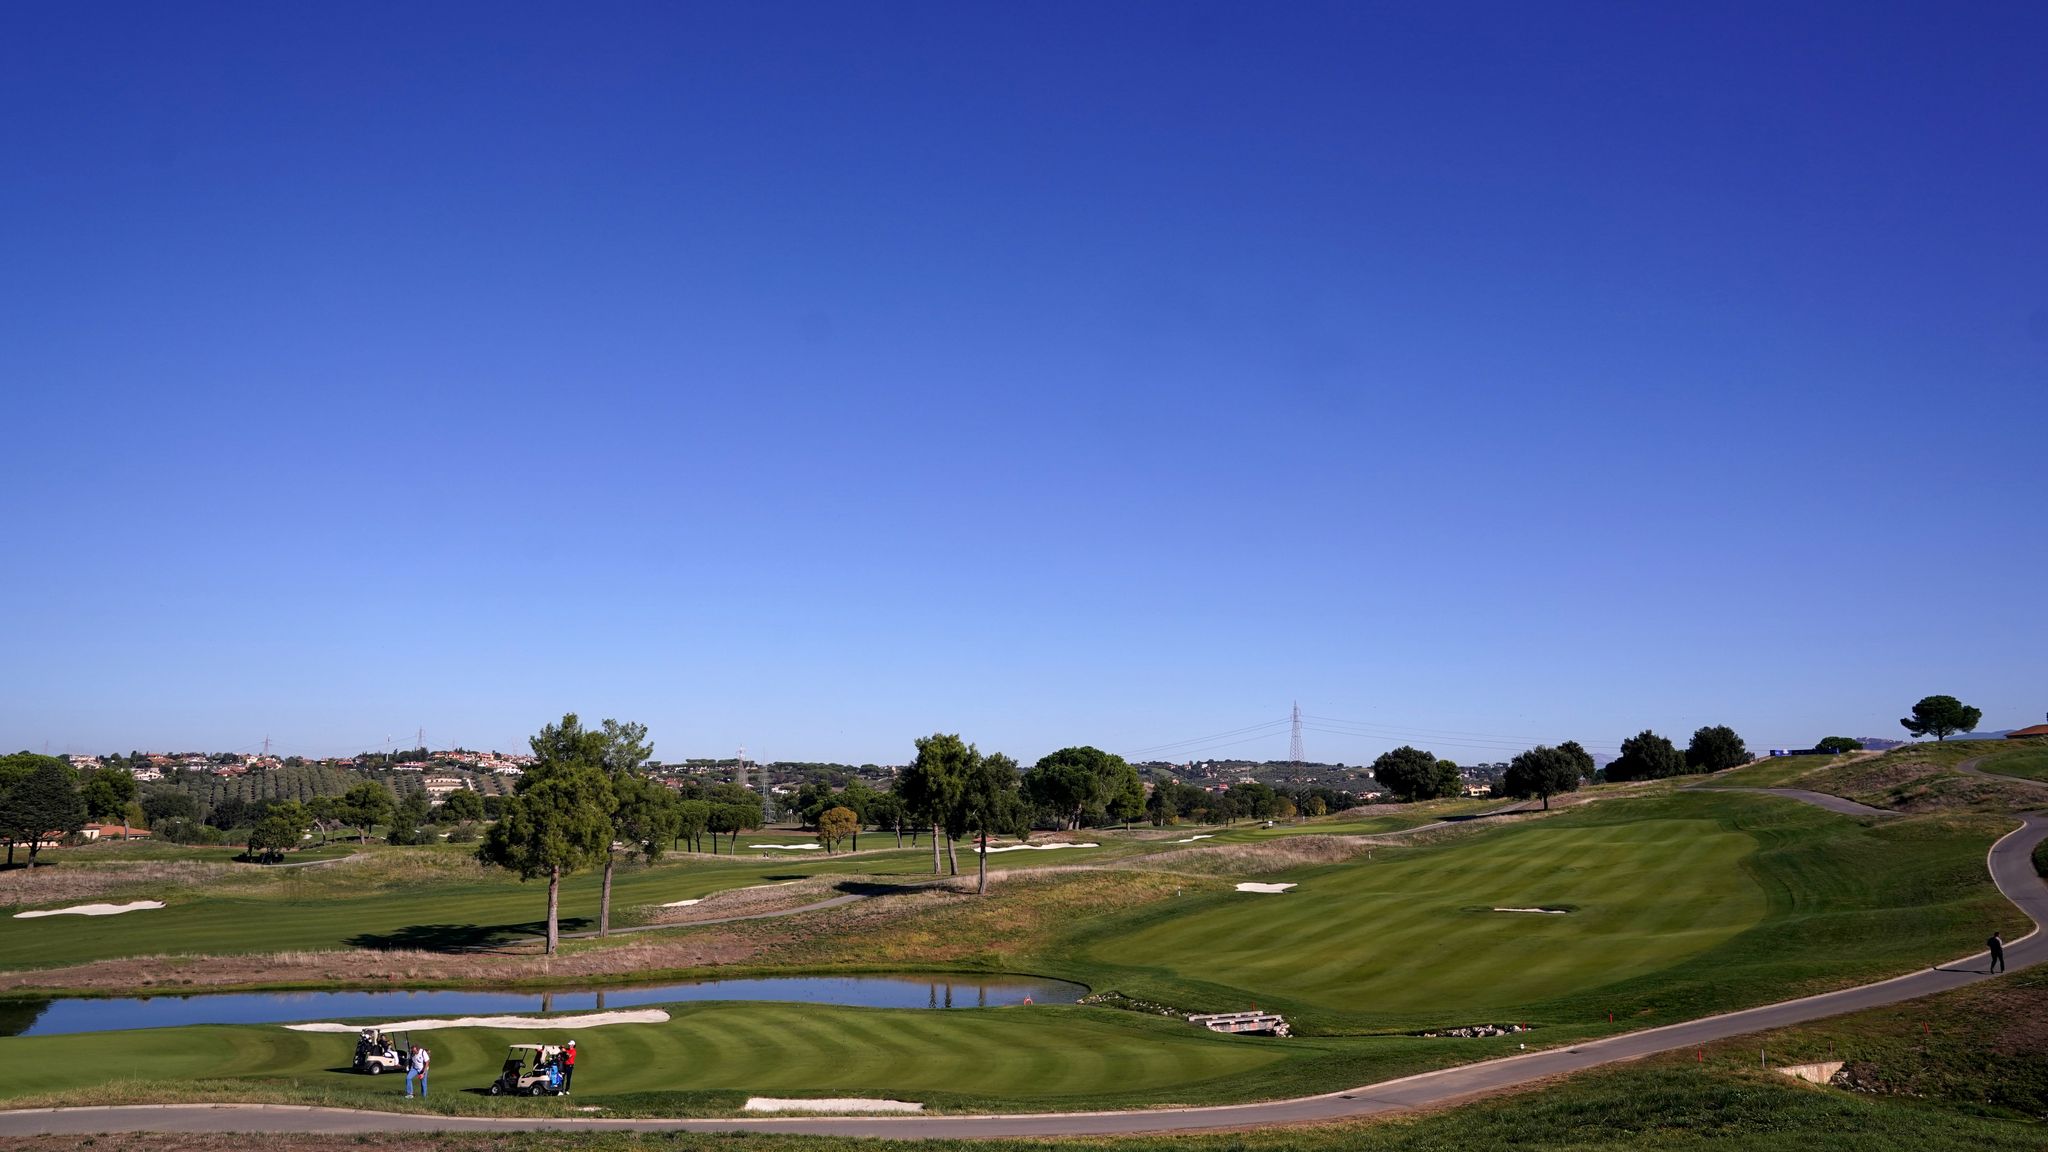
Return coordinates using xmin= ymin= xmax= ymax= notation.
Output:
xmin=1304 ymin=713 xmax=1564 ymax=744
xmin=1124 ymin=717 xmax=1292 ymax=758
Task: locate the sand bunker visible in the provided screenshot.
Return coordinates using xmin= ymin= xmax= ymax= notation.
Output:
xmin=980 ymin=842 xmax=1099 ymax=854
xmin=745 ymin=1098 xmax=924 ymax=1113
xmin=1493 ymin=907 xmax=1568 ymax=914
xmin=286 ymin=1009 xmax=670 ymax=1033
xmin=1234 ymin=882 xmax=1297 ymax=893
xmin=1171 ymin=834 xmax=1215 ymax=843
xmin=14 ymin=900 xmax=165 ymax=919
xmin=751 ymin=844 xmax=821 ymax=851
xmin=661 ymin=898 xmax=702 ymax=907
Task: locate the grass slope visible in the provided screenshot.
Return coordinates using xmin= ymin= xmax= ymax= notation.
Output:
xmin=1054 ymin=792 xmax=2023 ymax=1032
xmin=1088 ymin=813 xmax=1760 ymax=1021
xmin=0 ymin=1004 xmax=1305 ymax=1114
xmin=1977 ymin=743 xmax=2048 ymax=783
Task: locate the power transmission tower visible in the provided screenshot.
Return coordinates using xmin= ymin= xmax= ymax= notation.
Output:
xmin=261 ymin=735 xmax=271 ymax=758
xmin=1290 ymin=702 xmax=1305 ymax=768
xmin=416 ymin=726 xmax=426 ymax=753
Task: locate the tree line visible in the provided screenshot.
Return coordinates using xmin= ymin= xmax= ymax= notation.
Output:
xmin=1366 ymin=725 xmax=1755 ymax=810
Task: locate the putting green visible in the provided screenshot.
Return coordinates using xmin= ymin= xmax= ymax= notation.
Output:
xmin=1083 ymin=815 xmax=1763 ymax=1020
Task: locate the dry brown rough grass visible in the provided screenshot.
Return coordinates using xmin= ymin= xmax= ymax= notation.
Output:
xmin=0 ymin=860 xmax=240 ymax=909
xmin=0 ymin=928 xmax=761 ymax=994
xmin=1797 ymin=755 xmax=2042 ymax=814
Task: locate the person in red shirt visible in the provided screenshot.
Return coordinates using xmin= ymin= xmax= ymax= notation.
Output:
xmin=562 ymin=1040 xmax=577 ymax=1092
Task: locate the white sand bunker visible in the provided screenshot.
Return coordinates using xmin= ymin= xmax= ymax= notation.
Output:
xmin=287 ymin=1009 xmax=669 ymax=1033
xmin=1171 ymin=834 xmax=1214 ymax=843
xmin=1494 ymin=907 xmax=1568 ymax=914
xmin=661 ymin=898 xmax=702 ymax=907
xmin=751 ymin=844 xmax=821 ymax=850
xmin=14 ymin=900 xmax=165 ymax=919
xmin=979 ymin=842 xmax=1099 ymax=854
xmin=1234 ymin=882 xmax=1297 ymax=894
xmin=745 ymin=1098 xmax=924 ymax=1113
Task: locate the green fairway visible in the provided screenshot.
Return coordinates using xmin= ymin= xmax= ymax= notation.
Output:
xmin=0 ymin=788 xmax=2030 ymax=1116
xmin=0 ymin=1004 xmax=1312 ymax=1113
xmin=1077 ymin=809 xmax=1762 ymax=1023
xmin=1710 ymin=753 xmax=1847 ymax=787
xmin=1056 ymin=792 xmax=2023 ymax=1031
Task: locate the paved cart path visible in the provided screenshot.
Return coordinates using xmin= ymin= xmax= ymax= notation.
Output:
xmin=5 ymin=798 xmax=2044 ymax=1139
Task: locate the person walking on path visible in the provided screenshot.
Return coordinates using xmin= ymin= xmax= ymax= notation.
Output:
xmin=563 ymin=1040 xmax=577 ymax=1093
xmin=1989 ymin=932 xmax=2006 ymax=973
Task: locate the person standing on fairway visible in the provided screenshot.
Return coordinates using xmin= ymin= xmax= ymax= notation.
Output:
xmin=1989 ymin=932 xmax=2006 ymax=973
xmin=403 ymin=1044 xmax=419 ymax=1097
xmin=416 ymin=1045 xmax=430 ymax=1097
xmin=563 ymin=1039 xmax=577 ymax=1093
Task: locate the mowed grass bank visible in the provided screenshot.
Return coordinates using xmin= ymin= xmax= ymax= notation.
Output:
xmin=1977 ymin=742 xmax=2048 ymax=783
xmin=1056 ymin=791 xmax=2025 ymax=1032
xmin=0 ymin=1002 xmax=1481 ymax=1114
xmin=6 ymin=983 xmax=2046 ymax=1146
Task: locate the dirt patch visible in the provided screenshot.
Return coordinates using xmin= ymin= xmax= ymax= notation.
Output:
xmin=0 ymin=929 xmax=761 ymax=995
xmin=631 ymin=877 xmax=850 ymax=926
xmin=741 ymin=868 xmax=1188 ymax=970
xmin=1120 ymin=836 xmax=1371 ymax=876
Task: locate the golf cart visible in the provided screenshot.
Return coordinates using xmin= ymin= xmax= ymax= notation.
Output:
xmin=353 ymin=1028 xmax=409 ymax=1074
xmin=489 ymin=1043 xmax=568 ymax=1096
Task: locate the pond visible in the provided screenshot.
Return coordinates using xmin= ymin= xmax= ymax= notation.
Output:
xmin=0 ymin=974 xmax=1087 ymax=1037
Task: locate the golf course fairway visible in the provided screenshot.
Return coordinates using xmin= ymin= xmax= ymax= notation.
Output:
xmin=1057 ymin=792 xmax=2024 ymax=1031
xmin=0 ymin=1004 xmax=1319 ymax=1113
xmin=0 ymin=790 xmax=2026 ymax=1116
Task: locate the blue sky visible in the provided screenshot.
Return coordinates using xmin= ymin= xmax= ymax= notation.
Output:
xmin=4 ymin=2 xmax=2044 ymax=766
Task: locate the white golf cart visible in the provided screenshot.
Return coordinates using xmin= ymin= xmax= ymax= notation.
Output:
xmin=489 ymin=1043 xmax=568 ymax=1096
xmin=352 ymin=1028 xmax=409 ymax=1074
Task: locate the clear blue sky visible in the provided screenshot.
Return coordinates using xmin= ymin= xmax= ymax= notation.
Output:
xmin=4 ymin=2 xmax=2044 ymax=766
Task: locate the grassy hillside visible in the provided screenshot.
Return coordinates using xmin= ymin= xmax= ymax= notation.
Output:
xmin=1086 ymin=811 xmax=1761 ymax=1021
xmin=1052 ymin=792 xmax=2023 ymax=1032
xmin=1977 ymin=742 xmax=2048 ymax=783
xmin=1715 ymin=742 xmax=2042 ymax=813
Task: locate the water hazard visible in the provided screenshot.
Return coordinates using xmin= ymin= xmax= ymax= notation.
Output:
xmin=0 ymin=974 xmax=1086 ymax=1037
